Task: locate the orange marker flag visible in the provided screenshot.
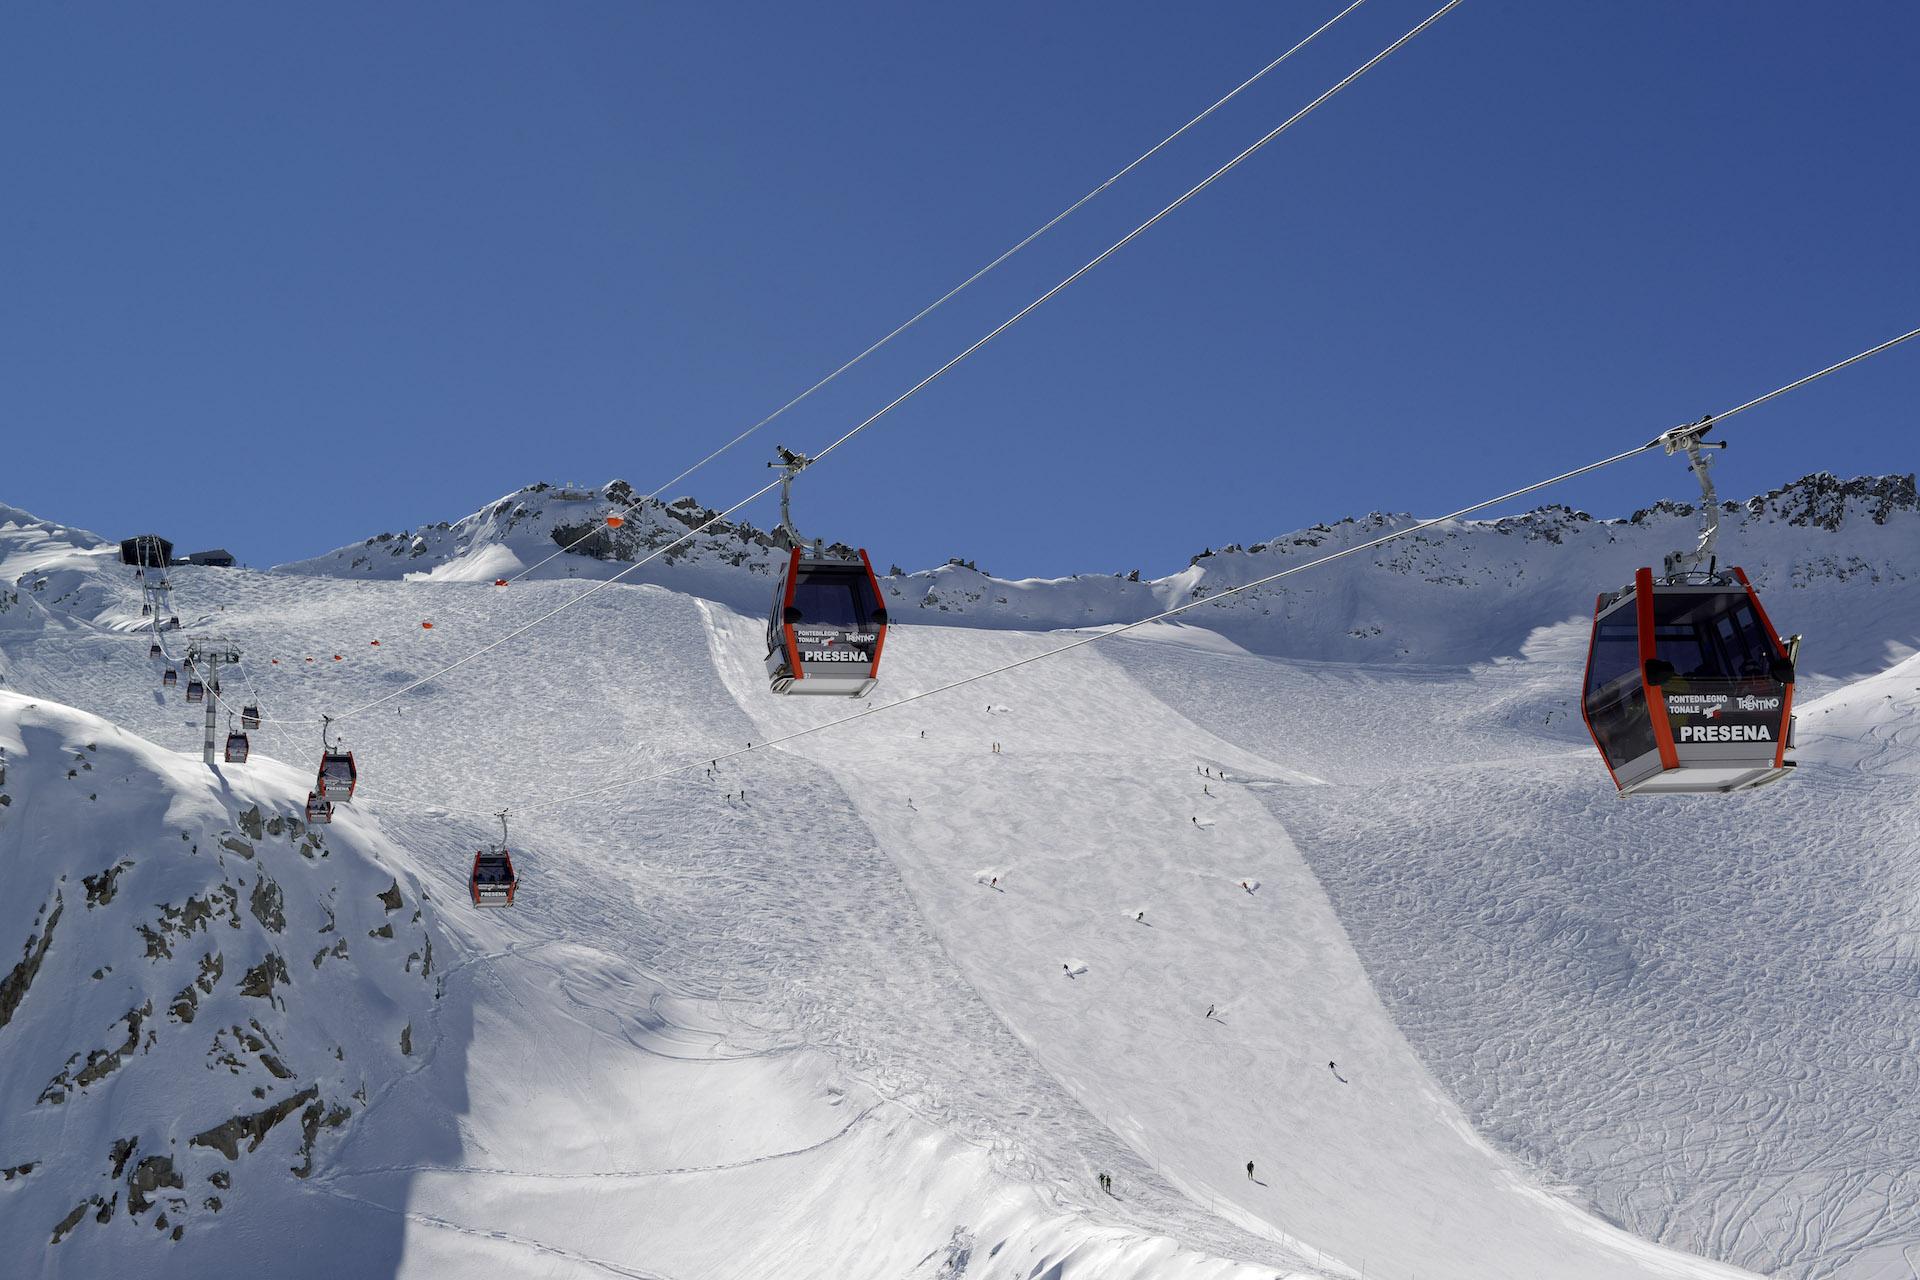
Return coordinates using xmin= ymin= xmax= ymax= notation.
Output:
xmin=370 ymin=640 xmax=380 ymax=646
xmin=421 ymin=621 xmax=434 ymax=630
xmin=605 ymin=515 xmax=625 ymax=528
xmin=332 ymin=655 xmax=343 ymax=662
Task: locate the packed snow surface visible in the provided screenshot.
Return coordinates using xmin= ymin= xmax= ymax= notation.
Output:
xmin=3 ymin=477 xmax=1915 ymax=1278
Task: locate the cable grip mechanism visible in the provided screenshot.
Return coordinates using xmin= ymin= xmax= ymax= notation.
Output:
xmin=1659 ymin=415 xmax=1727 ymax=577
xmin=768 ymin=446 xmax=819 ymax=552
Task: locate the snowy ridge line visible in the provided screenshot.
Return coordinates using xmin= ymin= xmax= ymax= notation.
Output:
xmin=265 ymin=1 xmax=1464 ymax=734
xmin=515 ymin=0 xmax=1374 ymax=585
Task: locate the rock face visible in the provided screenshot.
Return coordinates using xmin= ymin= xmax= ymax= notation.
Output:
xmin=0 ymin=692 xmax=442 ymax=1260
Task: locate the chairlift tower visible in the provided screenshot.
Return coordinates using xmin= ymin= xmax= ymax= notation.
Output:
xmin=185 ymin=637 xmax=243 ymax=766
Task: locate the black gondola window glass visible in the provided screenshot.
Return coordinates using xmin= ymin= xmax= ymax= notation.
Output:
xmin=1585 ymin=613 xmax=1655 ymax=768
xmin=791 ymin=572 xmax=873 ymax=632
xmin=1652 ymin=596 xmax=1776 ymax=683
xmin=1585 ymin=618 xmax=1639 ymax=699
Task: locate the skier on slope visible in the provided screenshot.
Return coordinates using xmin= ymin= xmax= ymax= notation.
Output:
xmin=1246 ymin=1160 xmax=1255 ymax=1180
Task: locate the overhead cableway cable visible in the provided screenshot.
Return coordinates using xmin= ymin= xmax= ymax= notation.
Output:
xmin=510 ymin=0 xmax=1374 ymax=583
xmin=278 ymin=0 xmax=1464 ymax=731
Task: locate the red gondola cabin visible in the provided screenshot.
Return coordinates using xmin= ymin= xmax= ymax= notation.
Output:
xmin=1581 ymin=567 xmax=1796 ymax=794
xmin=764 ymin=547 xmax=888 ymax=698
xmin=469 ymin=850 xmax=517 ymax=908
xmin=316 ymin=750 xmax=357 ymax=803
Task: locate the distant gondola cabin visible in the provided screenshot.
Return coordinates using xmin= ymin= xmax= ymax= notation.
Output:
xmin=469 ymin=850 xmax=517 ymax=908
xmin=316 ymin=750 xmax=357 ymax=802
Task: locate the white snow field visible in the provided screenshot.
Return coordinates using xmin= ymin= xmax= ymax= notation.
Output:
xmin=2 ymin=475 xmax=1916 ymax=1278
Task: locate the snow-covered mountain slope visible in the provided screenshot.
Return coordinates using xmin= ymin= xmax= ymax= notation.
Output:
xmin=276 ymin=473 xmax=1920 ymax=676
xmin=0 ymin=503 xmax=126 ymax=640
xmin=1110 ymin=627 xmax=1920 ymax=1280
xmin=1 ymin=573 xmax=1309 ymax=1279
xmin=0 ymin=690 xmax=439 ymax=1275
xmin=3 ymin=480 xmax=1915 ymax=1278
xmin=706 ymin=608 xmax=1762 ymax=1280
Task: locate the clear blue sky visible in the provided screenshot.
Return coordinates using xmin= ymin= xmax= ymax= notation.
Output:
xmin=4 ymin=1 xmax=1915 ymax=576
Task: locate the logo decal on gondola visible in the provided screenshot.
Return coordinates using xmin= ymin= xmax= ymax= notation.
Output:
xmin=1665 ymin=693 xmax=1731 ymax=712
xmin=1677 ymin=723 xmax=1773 ymax=742
xmin=1735 ymin=694 xmax=1782 ymax=712
xmin=805 ymin=650 xmax=870 ymax=662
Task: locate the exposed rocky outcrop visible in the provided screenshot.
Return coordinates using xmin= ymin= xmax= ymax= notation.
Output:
xmin=1 ymin=894 xmax=60 ymax=1031
xmin=189 ymin=1087 xmax=318 ymax=1161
